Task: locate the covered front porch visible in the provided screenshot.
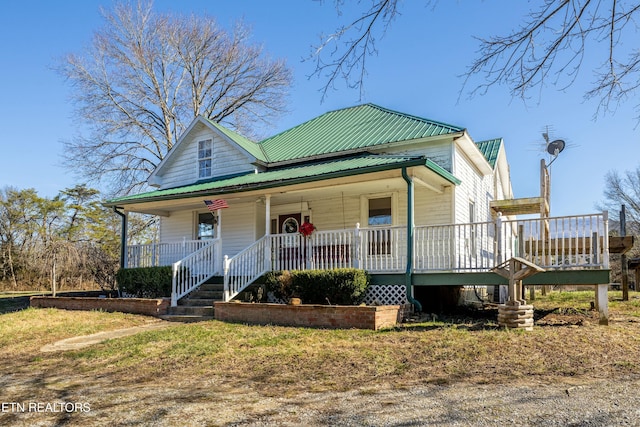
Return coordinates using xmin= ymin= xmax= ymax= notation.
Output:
xmin=125 ymin=212 xmax=610 ymax=307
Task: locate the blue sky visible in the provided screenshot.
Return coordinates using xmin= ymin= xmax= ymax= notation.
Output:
xmin=0 ymin=0 xmax=637 ymax=217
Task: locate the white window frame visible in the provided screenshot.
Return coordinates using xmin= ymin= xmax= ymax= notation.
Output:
xmin=197 ymin=139 xmax=213 ymax=179
xmin=194 ymin=210 xmax=217 ymax=240
xmin=360 ymin=193 xmax=398 ymax=227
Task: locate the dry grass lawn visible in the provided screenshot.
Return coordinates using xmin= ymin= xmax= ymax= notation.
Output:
xmin=1 ymin=290 xmax=640 ymax=425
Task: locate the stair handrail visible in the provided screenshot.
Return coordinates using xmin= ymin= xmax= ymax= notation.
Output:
xmin=223 ymin=235 xmax=270 ymax=301
xmin=171 ymin=239 xmax=220 ymax=307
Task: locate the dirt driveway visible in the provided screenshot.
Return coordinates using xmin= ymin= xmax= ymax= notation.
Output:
xmin=3 ymin=372 xmax=640 ymax=426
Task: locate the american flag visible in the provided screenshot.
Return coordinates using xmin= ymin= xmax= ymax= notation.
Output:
xmin=204 ymin=199 xmax=228 ymax=211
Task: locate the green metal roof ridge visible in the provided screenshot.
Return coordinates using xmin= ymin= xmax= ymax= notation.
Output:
xmin=360 ymin=103 xmax=465 ymax=134
xmin=257 ymin=103 xmax=466 ymax=163
xmin=106 ymin=154 xmax=460 ymax=206
xmin=475 ymin=138 xmax=502 ymax=169
xmin=203 ymin=117 xmax=268 ymax=162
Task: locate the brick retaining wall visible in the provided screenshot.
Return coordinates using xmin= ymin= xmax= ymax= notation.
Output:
xmin=214 ymin=302 xmax=401 ymax=330
xmin=30 ymin=297 xmax=170 ymax=317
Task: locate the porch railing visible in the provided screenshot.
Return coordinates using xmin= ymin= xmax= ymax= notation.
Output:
xmin=140 ymin=212 xmax=609 ymax=305
xmin=127 ymin=240 xmax=209 ymax=268
xmin=223 ymin=235 xmax=271 ymax=301
xmin=171 ymin=239 xmax=221 ymax=306
xmin=413 ymin=221 xmax=497 ymax=272
xmin=359 ymin=226 xmax=407 ymax=273
xmin=271 ymin=229 xmax=358 ymax=271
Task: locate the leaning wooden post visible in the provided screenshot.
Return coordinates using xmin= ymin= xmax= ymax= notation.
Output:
xmin=621 ymin=206 xmax=629 ymax=301
xmin=597 ymin=284 xmax=609 ymax=325
xmin=495 ymin=213 xmax=503 ymax=266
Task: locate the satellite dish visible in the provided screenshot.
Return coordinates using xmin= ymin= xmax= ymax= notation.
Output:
xmin=546 ymin=139 xmax=565 ymax=156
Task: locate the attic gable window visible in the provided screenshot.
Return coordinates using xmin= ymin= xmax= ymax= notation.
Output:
xmin=198 ymin=139 xmax=213 ymax=178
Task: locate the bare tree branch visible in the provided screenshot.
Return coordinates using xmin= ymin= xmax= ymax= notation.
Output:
xmin=57 ymin=0 xmax=292 ymax=195
xmin=308 ymin=0 xmax=401 ymax=101
xmin=317 ymin=0 xmax=640 ymax=123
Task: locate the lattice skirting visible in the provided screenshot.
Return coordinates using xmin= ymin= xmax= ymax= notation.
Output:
xmin=362 ymin=284 xmax=408 ymax=306
xmin=267 ymin=285 xmax=408 ymax=306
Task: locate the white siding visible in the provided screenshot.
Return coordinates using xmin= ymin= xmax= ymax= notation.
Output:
xmin=412 ymin=186 xmax=453 ymax=226
xmin=159 ymin=202 xmax=259 ymax=257
xmin=453 ymin=147 xmax=495 ymax=225
xmin=157 ymin=127 xmax=255 ymax=190
xmin=220 ymin=202 xmax=258 ymax=257
xmin=304 ymin=186 xmax=453 ymax=231
xmin=160 ymin=210 xmax=194 ymax=242
xmin=308 ymin=194 xmax=361 ymax=231
xmin=379 ymin=140 xmax=453 ymax=172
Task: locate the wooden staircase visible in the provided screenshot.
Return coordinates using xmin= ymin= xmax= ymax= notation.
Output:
xmin=161 ymin=276 xmax=224 ymax=322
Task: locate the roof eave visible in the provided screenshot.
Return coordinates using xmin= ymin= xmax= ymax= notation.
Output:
xmin=104 ymin=157 xmax=460 ymax=208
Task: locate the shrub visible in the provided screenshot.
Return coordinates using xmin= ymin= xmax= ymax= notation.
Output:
xmin=264 ymin=269 xmax=370 ymax=305
xmin=116 ymin=266 xmax=172 ymax=298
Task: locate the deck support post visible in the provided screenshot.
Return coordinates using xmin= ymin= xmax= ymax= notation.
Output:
xmin=596 ymin=284 xmax=609 ymax=325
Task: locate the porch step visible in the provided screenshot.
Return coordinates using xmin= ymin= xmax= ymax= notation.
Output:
xmin=164 ymin=280 xmax=224 ymax=322
xmin=160 ymin=314 xmax=214 ymax=323
xmin=179 ymin=298 xmax=217 ymax=306
xmin=168 ymin=306 xmax=214 ymax=316
xmin=161 ymin=303 xmax=215 ymax=322
xmin=189 ymin=290 xmax=223 ymax=299
xmin=191 ymin=282 xmax=224 ymax=299
xmin=204 ymin=276 xmax=224 ymax=285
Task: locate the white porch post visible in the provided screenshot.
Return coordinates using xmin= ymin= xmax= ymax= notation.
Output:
xmin=265 ymin=194 xmax=272 ymax=270
xmin=265 ymin=194 xmax=271 ymax=235
xmin=217 ymin=208 xmax=223 ymax=274
xmin=354 ymin=223 xmax=361 ymax=269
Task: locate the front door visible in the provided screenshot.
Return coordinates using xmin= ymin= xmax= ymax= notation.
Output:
xmin=278 ymin=213 xmax=302 ymax=234
xmin=276 ymin=213 xmax=304 ymax=269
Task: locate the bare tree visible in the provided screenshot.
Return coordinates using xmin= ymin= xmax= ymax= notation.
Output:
xmin=59 ymin=0 xmax=292 ymax=194
xmin=309 ymin=0 xmax=400 ymax=100
xmin=466 ymin=0 xmax=640 ymax=118
xmin=312 ymin=0 xmax=640 ymax=121
xmin=600 ymin=166 xmax=640 ymax=238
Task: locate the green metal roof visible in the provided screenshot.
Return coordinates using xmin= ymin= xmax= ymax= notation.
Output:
xmin=204 ymin=118 xmax=268 ymax=162
xmin=107 ymin=155 xmax=460 ymax=206
xmin=258 ymin=104 xmax=465 ymax=163
xmin=475 ymin=138 xmax=502 ymax=169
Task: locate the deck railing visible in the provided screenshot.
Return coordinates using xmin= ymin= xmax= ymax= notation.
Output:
xmin=171 ymin=239 xmax=221 ymax=306
xmin=500 ymin=213 xmax=609 ymax=269
xmin=136 ymin=212 xmax=609 ymax=305
xmin=127 ymin=240 xmax=209 ymax=268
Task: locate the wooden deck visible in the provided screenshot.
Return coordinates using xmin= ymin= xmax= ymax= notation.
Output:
xmin=126 ymin=213 xmax=611 ymax=303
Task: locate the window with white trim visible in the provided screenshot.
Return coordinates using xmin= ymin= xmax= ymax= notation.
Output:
xmin=367 ymin=197 xmax=392 ymax=255
xmin=198 ymin=139 xmax=212 ymax=178
xmin=197 ymin=212 xmax=216 ymax=240
xmin=368 ymin=197 xmax=392 ymax=226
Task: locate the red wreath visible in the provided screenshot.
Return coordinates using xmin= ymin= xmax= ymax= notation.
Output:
xmin=299 ymin=222 xmax=316 ymax=237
